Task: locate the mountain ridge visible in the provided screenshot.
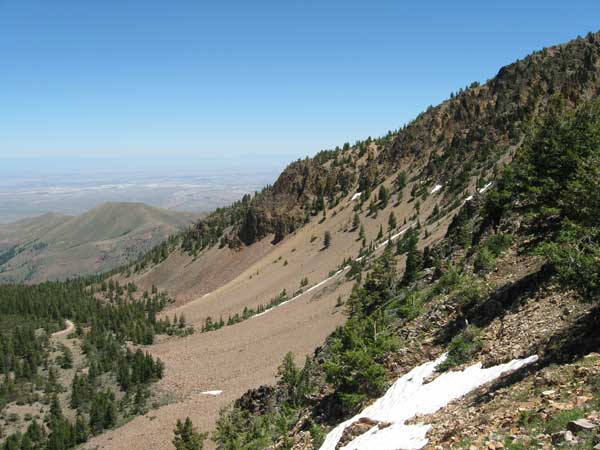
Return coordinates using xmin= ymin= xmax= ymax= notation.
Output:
xmin=72 ymin=31 xmax=600 ymax=450
xmin=0 ymin=202 xmax=194 ymax=284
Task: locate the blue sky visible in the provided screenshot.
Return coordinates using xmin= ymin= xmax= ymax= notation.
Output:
xmin=1 ymin=0 xmax=599 ymax=165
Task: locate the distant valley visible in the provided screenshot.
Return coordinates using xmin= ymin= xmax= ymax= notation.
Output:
xmin=0 ymin=202 xmax=194 ymax=283
xmin=0 ymin=168 xmax=279 ymax=224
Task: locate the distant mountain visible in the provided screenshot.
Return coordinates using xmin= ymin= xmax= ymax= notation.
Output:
xmin=0 ymin=202 xmax=194 ymax=283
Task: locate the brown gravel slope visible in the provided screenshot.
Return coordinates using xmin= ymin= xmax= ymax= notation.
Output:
xmin=84 ymin=277 xmax=351 ymax=450
xmin=87 ymin=170 xmax=463 ymax=450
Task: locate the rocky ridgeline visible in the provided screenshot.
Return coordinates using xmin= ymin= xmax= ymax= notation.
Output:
xmin=185 ymin=32 xmax=600 ymax=254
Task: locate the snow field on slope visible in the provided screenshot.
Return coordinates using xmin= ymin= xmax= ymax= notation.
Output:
xmin=319 ymin=353 xmax=539 ymax=450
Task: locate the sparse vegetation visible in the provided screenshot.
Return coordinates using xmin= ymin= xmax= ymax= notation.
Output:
xmin=0 ymin=278 xmax=169 ymax=448
xmin=437 ymin=326 xmax=483 ymax=372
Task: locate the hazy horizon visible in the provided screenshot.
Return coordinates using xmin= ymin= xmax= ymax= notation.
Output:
xmin=2 ymin=1 xmax=600 ymax=222
xmin=0 ymin=155 xmax=284 ymax=224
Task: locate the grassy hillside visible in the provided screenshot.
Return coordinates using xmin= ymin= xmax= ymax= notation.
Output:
xmin=0 ymin=202 xmax=193 ymax=284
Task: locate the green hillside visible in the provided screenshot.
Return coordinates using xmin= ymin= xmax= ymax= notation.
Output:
xmin=0 ymin=202 xmax=193 ymax=284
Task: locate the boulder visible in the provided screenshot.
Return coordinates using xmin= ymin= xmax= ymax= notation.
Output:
xmin=566 ymin=418 xmax=597 ymax=433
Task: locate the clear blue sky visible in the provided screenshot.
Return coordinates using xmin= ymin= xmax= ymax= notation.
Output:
xmin=1 ymin=0 xmax=599 ymax=164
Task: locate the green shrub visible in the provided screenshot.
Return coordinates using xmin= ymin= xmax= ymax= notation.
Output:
xmin=486 ymin=233 xmax=512 ymax=256
xmin=172 ymin=417 xmax=206 ymax=450
xmin=474 ymin=247 xmax=496 ymax=273
xmin=309 ymin=422 xmax=326 ymax=448
xmin=537 ymin=223 xmax=600 ymax=302
xmin=393 ymin=290 xmax=424 ymax=320
xmin=452 ymin=279 xmax=487 ymax=311
xmin=438 ymin=326 xmax=482 ymax=371
xmin=323 ymin=317 xmax=396 ymax=413
xmin=433 ymin=264 xmax=465 ymax=295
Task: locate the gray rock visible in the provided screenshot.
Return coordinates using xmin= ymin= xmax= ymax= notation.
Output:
xmin=552 ymin=430 xmax=577 ymax=445
xmin=564 ymin=430 xmax=576 ymax=443
xmin=567 ymin=418 xmax=597 ymax=433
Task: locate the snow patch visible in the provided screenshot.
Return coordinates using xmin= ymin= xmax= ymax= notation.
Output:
xmin=251 ymin=227 xmax=410 ymax=319
xmin=376 ymin=228 xmax=408 ymax=250
xmin=478 ymin=182 xmax=493 ymax=194
xmin=351 ymin=192 xmax=363 ymax=201
xmin=319 ymin=353 xmax=538 ymax=450
xmin=430 ymin=184 xmax=443 ymax=194
xmin=252 ymin=268 xmax=347 ymax=318
xmin=200 ymin=390 xmax=223 ymax=396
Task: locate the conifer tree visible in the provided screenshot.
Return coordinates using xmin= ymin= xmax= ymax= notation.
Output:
xmin=352 ymin=213 xmax=360 ymax=230
xmin=323 ymin=231 xmax=332 ymax=248
xmin=395 ymin=170 xmax=408 ymax=191
xmin=376 ymin=224 xmax=384 ymax=240
xmin=173 ymin=417 xmax=206 ymax=450
xmin=388 ymin=211 xmax=397 ymax=231
xmin=378 ymin=185 xmax=390 ymax=209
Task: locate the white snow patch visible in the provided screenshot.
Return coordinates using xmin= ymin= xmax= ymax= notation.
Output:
xmin=252 ymin=268 xmax=347 ymax=318
xmin=319 ymin=353 xmax=538 ymax=450
xmin=376 ymin=228 xmax=408 ymax=250
xmin=478 ymin=182 xmax=493 ymax=194
xmin=351 ymin=192 xmax=363 ymax=201
xmin=250 ymin=227 xmax=410 ymax=319
xmin=430 ymin=184 xmax=443 ymax=194
xmin=200 ymin=390 xmax=223 ymax=396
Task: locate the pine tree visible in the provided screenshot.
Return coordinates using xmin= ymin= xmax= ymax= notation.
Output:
xmin=395 ymin=170 xmax=408 ymax=191
xmin=20 ymin=434 xmax=33 ymax=450
xmin=352 ymin=213 xmax=360 ymax=230
xmin=277 ymin=352 xmax=300 ymax=405
xmin=323 ymin=231 xmax=332 ymax=248
xmin=388 ymin=211 xmax=397 ymax=231
xmin=74 ymin=414 xmax=89 ymax=444
xmin=402 ymin=246 xmax=422 ymax=285
xmin=49 ymin=393 xmax=62 ymax=420
xmin=378 ymin=185 xmax=390 ymax=209
xmin=173 ymin=417 xmax=206 ymax=450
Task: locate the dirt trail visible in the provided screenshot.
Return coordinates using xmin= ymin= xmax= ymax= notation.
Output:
xmin=51 ymin=319 xmax=75 ymax=338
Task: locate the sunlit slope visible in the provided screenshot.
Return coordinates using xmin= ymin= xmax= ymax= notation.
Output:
xmin=0 ymin=202 xmax=193 ymax=283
